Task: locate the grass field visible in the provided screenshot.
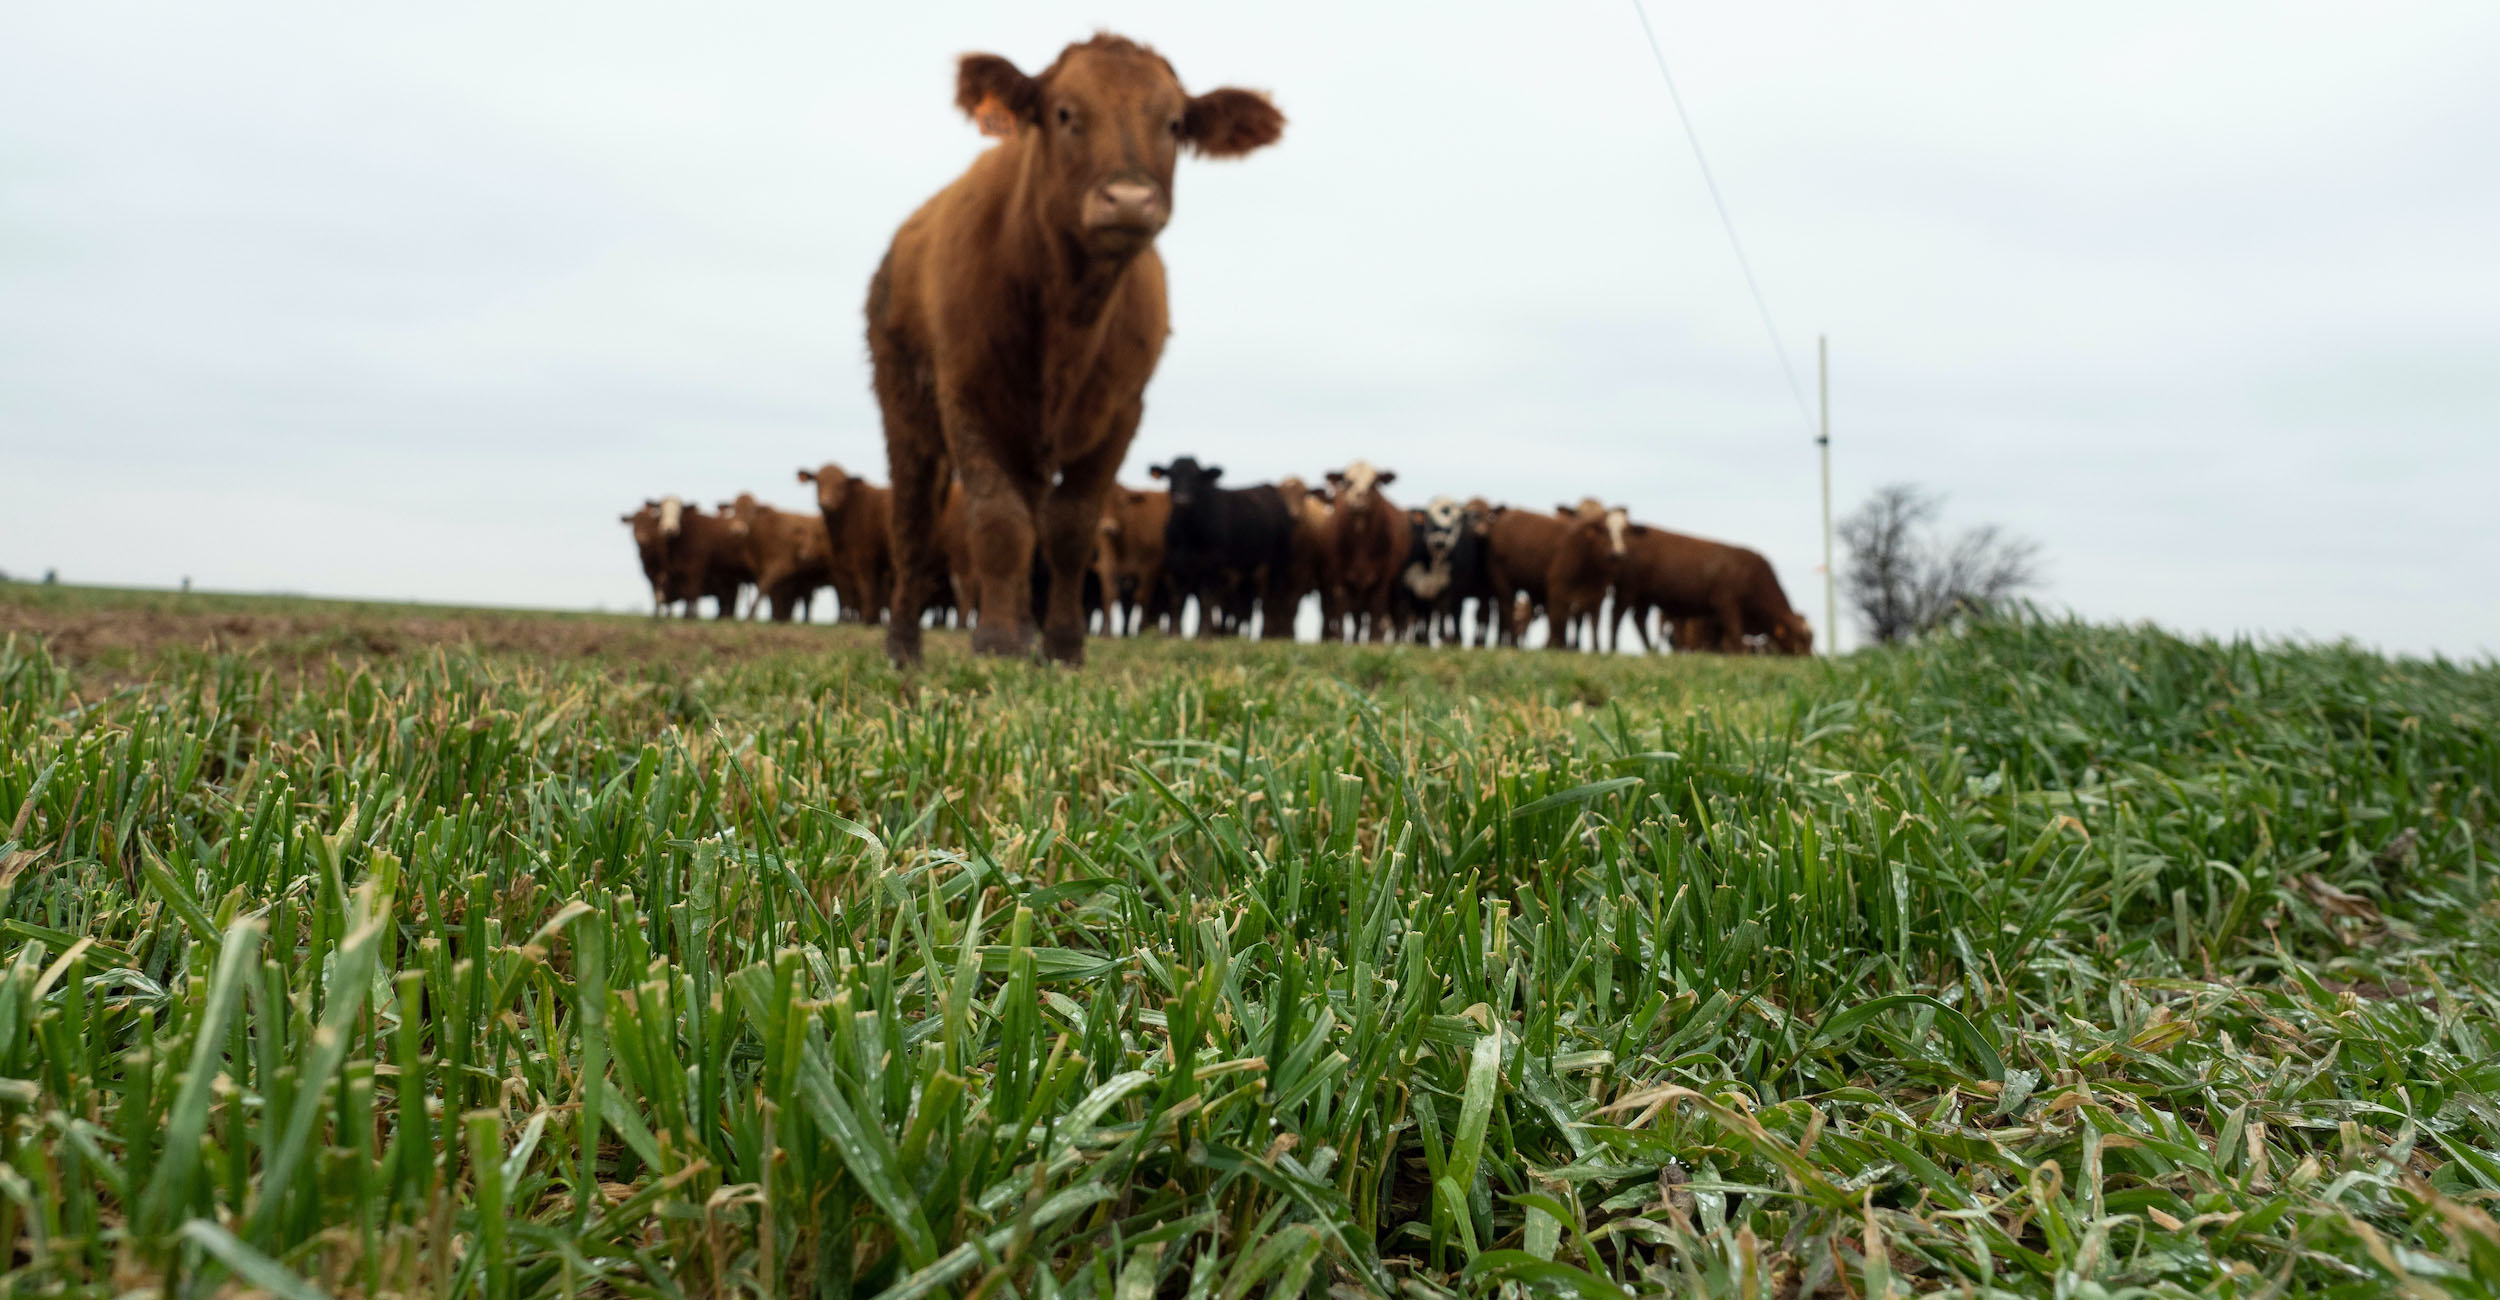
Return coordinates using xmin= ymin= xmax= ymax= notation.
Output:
xmin=3 ymin=583 xmax=2497 ymax=1299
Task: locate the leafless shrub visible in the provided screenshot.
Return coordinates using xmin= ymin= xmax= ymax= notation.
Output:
xmin=1840 ymin=484 xmax=2041 ymax=645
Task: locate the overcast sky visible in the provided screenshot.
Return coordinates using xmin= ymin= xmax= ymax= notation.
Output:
xmin=5 ymin=4 xmax=2495 ymax=656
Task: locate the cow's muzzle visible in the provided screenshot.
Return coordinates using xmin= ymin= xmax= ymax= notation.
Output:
xmin=1084 ymin=176 xmax=1168 ymax=238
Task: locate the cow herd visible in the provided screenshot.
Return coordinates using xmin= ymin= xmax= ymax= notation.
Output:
xmin=623 ymin=462 xmax=1813 ymax=656
xmin=621 ymin=32 xmax=1810 ymax=665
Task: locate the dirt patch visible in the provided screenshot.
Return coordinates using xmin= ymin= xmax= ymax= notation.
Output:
xmin=1 ymin=588 xmax=882 ymax=675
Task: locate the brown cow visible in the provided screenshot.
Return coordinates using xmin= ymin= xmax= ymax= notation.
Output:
xmin=1544 ymin=505 xmax=1631 ymax=652
xmin=1482 ymin=501 xmax=1609 ymax=646
xmin=721 ymin=493 xmax=837 ymax=622
xmin=1322 ymin=461 xmax=1408 ymax=643
xmin=677 ymin=507 xmax=756 ymax=620
xmin=1093 ymin=485 xmax=1172 ymax=635
xmin=623 ymin=497 xmax=683 ymax=615
xmin=1276 ymin=475 xmax=1335 ymax=637
xmin=869 ymin=34 xmax=1285 ymax=666
xmin=623 ymin=498 xmax=750 ymax=619
xmin=1611 ymin=527 xmax=1813 ymax=655
xmin=798 ymin=463 xmax=892 ymax=625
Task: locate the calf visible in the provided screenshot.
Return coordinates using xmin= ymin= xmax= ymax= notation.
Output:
xmin=1152 ymin=456 xmax=1295 ymax=639
xmin=1323 ymin=461 xmax=1410 ymax=643
xmin=798 ymin=463 xmax=892 ymax=624
xmin=1545 ymin=505 xmax=1631 ymax=652
xmin=869 ymin=34 xmax=1285 ymax=667
xmin=1093 ymin=485 xmax=1174 ymax=635
xmin=721 ymin=493 xmax=836 ymax=622
xmin=1612 ymin=526 xmax=1814 ymax=655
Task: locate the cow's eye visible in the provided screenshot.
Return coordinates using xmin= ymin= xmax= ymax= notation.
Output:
xmin=1167 ymin=117 xmax=1183 ymax=139
xmin=1057 ymin=105 xmax=1074 ymax=127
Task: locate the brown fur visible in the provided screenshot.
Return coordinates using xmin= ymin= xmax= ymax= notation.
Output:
xmin=623 ymin=502 xmax=750 ymax=620
xmin=798 ymin=463 xmax=893 ymax=625
xmin=722 ymin=493 xmax=837 ymax=622
xmin=869 ymin=33 xmax=1285 ymax=666
xmin=1612 ymin=526 xmax=1813 ymax=655
xmin=932 ymin=480 xmax=971 ymax=626
xmin=623 ymin=500 xmax=677 ymax=615
xmin=1482 ymin=502 xmax=1606 ymax=645
xmin=1544 ymin=506 xmax=1630 ymax=652
xmin=1321 ymin=463 xmax=1408 ymax=643
xmin=1093 ymin=485 xmax=1173 ymax=635
xmin=1276 ymin=476 xmax=1335 ymax=635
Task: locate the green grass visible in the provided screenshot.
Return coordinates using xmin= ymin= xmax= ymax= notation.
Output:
xmin=2 ymin=585 xmax=2497 ymax=1298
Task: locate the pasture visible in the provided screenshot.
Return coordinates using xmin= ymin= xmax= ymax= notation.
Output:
xmin=2 ymin=584 xmax=2496 ymax=1298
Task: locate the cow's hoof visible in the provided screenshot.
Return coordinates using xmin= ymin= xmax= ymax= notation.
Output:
xmin=885 ymin=625 xmax=923 ymax=668
xmin=970 ymin=622 xmax=1029 ymax=658
xmin=1043 ymin=624 xmax=1086 ymax=665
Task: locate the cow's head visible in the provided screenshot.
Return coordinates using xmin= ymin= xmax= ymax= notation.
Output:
xmin=721 ymin=493 xmax=761 ymax=539
xmin=799 ymin=464 xmax=856 ymax=516
xmin=657 ymin=495 xmax=685 ymax=539
xmin=1147 ymin=456 xmax=1220 ymax=510
xmin=625 ymin=500 xmax=662 ymax=547
xmin=1601 ymin=505 xmax=1629 ymax=558
xmin=1771 ymin=612 xmax=1814 ymax=656
xmin=1326 ymin=461 xmax=1396 ymax=513
xmin=958 ymin=35 xmax=1283 ymax=259
xmin=1418 ymin=496 xmax=1466 ymax=562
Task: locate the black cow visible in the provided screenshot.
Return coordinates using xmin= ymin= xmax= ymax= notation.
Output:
xmin=1397 ymin=495 xmax=1483 ymax=645
xmin=1149 ymin=456 xmax=1296 ymax=640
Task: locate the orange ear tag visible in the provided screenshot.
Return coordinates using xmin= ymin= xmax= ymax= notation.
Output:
xmin=972 ymin=94 xmax=1013 ymax=138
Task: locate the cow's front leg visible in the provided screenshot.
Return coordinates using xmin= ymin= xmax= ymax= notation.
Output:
xmin=1037 ymin=410 xmax=1138 ymax=665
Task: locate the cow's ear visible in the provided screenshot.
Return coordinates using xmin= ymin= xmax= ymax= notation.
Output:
xmin=621 ymin=513 xmax=635 ymax=524
xmin=1555 ymin=503 xmax=1576 ymax=515
xmin=1377 ymin=470 xmax=1397 ymax=486
xmin=796 ymin=468 xmax=815 ymax=483
xmin=1147 ymin=464 xmax=1168 ymax=480
xmin=957 ymin=54 xmax=1039 ymax=137
xmin=1629 ymin=523 xmax=1651 ymax=537
xmin=1325 ymin=471 xmax=1345 ymax=486
xmin=1205 ymin=465 xmax=1223 ymax=481
xmin=1183 ymin=87 xmax=1284 ymax=158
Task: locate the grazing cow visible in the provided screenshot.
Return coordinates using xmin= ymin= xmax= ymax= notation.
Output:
xmin=868 ymin=33 xmax=1285 ymax=666
xmin=1545 ymin=505 xmax=1631 ymax=652
xmin=1397 ymin=495 xmax=1477 ymax=645
xmin=721 ymin=493 xmax=837 ymax=622
xmin=798 ymin=463 xmax=892 ymax=624
xmin=1323 ymin=461 xmax=1410 ymax=643
xmin=1152 ymin=456 xmax=1295 ymax=639
xmin=1276 ymin=476 xmax=1335 ymax=638
xmin=1611 ymin=527 xmax=1814 ymax=655
xmin=1094 ymin=485 xmax=1174 ymax=635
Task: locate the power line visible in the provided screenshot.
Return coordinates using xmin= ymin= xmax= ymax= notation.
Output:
xmin=1626 ymin=0 xmax=1816 ymax=438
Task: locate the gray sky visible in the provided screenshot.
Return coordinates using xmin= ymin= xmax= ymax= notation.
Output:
xmin=5 ymin=3 xmax=2495 ymax=656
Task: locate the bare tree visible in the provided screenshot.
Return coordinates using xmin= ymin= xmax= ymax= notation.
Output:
xmin=1840 ymin=484 xmax=2041 ymax=645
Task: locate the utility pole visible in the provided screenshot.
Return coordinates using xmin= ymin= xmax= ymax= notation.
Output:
xmin=1818 ymin=335 xmax=1835 ymax=656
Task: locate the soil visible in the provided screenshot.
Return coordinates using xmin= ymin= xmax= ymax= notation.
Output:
xmin=0 ymin=586 xmax=883 ymax=672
